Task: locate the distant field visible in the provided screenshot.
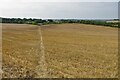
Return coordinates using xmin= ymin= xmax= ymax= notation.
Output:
xmin=2 ymin=23 xmax=118 ymax=78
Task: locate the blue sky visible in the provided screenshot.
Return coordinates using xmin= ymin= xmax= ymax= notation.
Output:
xmin=0 ymin=0 xmax=119 ymax=19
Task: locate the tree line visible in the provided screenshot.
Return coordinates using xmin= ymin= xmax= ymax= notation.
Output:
xmin=1 ymin=18 xmax=119 ymax=28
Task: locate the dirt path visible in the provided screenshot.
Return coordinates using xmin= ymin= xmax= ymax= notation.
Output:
xmin=36 ymin=26 xmax=47 ymax=78
xmin=2 ymin=24 xmax=47 ymax=78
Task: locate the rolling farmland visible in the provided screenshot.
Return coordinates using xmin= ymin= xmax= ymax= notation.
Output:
xmin=2 ymin=23 xmax=118 ymax=78
xmin=2 ymin=24 xmax=42 ymax=78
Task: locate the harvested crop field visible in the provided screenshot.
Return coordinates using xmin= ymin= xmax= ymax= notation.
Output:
xmin=2 ymin=23 xmax=118 ymax=78
xmin=2 ymin=24 xmax=44 ymax=78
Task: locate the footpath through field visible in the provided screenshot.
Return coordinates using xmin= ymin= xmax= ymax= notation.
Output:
xmin=36 ymin=26 xmax=47 ymax=78
xmin=2 ymin=24 xmax=48 ymax=78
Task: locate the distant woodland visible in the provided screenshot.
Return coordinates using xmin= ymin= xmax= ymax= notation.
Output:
xmin=1 ymin=18 xmax=119 ymax=28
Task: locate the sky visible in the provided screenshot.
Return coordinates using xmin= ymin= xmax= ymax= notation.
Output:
xmin=0 ymin=0 xmax=119 ymax=19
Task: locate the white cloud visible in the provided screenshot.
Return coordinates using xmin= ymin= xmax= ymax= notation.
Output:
xmin=0 ymin=0 xmax=118 ymax=19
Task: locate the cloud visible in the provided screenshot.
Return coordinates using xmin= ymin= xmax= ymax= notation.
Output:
xmin=0 ymin=1 xmax=118 ymax=19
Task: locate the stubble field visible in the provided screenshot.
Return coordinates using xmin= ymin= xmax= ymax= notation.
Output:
xmin=2 ymin=24 xmax=42 ymax=78
xmin=2 ymin=23 xmax=118 ymax=78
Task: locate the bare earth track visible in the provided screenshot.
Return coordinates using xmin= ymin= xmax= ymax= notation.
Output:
xmin=2 ymin=23 xmax=118 ymax=78
xmin=36 ymin=26 xmax=47 ymax=78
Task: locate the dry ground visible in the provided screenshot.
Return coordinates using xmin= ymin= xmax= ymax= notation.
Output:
xmin=41 ymin=24 xmax=118 ymax=78
xmin=2 ymin=23 xmax=118 ymax=78
xmin=2 ymin=24 xmax=43 ymax=78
